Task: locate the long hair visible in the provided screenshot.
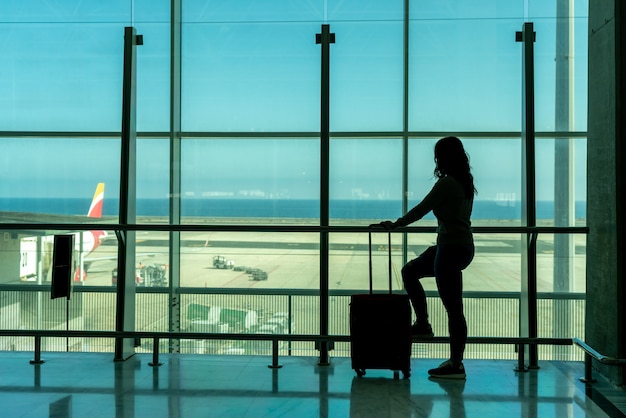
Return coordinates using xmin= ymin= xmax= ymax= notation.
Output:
xmin=433 ymin=136 xmax=477 ymax=198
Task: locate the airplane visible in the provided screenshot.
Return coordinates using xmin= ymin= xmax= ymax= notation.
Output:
xmin=78 ymin=182 xmax=108 ymax=257
xmin=74 ymin=182 xmax=110 ymax=281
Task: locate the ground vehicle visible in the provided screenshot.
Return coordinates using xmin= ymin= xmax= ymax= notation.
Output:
xmin=19 ymin=237 xmax=37 ymax=281
xmin=213 ymin=255 xmax=234 ymax=269
xmin=111 ymin=268 xmax=143 ymax=286
xmin=249 ymin=268 xmax=268 ymax=281
xmin=141 ymin=264 xmax=168 ymax=286
xmin=111 ymin=264 xmax=168 ymax=287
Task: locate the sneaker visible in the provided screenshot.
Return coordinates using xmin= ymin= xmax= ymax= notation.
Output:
xmin=411 ymin=322 xmax=434 ymax=338
xmin=428 ymin=360 xmax=466 ymax=379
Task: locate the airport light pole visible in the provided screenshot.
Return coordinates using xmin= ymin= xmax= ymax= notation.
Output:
xmin=553 ymin=0 xmax=576 ymax=360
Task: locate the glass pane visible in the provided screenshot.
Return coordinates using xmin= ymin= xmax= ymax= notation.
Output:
xmin=327 ymin=0 xmax=403 ymax=21
xmin=536 ymin=233 xmax=585 ymax=360
xmin=134 ymin=235 xmax=169 ymax=288
xmin=330 ymin=21 xmax=403 ymax=131
xmin=408 ymin=138 xmax=522 ymax=226
xmin=0 ymin=228 xmax=117 ymax=286
xmin=181 ymin=21 xmax=320 ymax=132
xmin=0 ymin=2 xmax=130 ymax=23
xmin=535 ymin=138 xmax=587 ymax=226
xmin=536 ymin=233 xmax=586 ymax=293
xmin=180 ymin=230 xmax=319 ymax=353
xmin=181 ymin=139 xmax=320 ymax=223
xmin=330 ymin=139 xmax=402 ymax=225
xmin=183 ymin=0 xmax=324 ymax=23
xmin=451 ymin=232 xmax=522 ymax=292
xmin=0 ymin=23 xmax=125 ymax=131
xmin=137 ymin=138 xmax=170 ymax=223
xmin=136 ymin=23 xmax=170 ymax=132
xmin=408 ymin=19 xmax=522 ymax=132
xmin=329 ymin=231 xmax=404 ymax=291
xmin=407 ymin=138 xmax=438 ymax=211
xmin=526 ymin=1 xmax=588 ymax=131
xmin=410 ymin=1 xmax=524 ymax=20
xmin=134 ymin=0 xmax=170 ymax=22
xmin=0 ymin=138 xmax=120 ymax=221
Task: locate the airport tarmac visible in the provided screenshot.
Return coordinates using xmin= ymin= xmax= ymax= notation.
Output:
xmin=84 ymin=227 xmax=587 ymax=293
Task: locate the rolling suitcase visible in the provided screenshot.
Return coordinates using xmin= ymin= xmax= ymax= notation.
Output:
xmin=350 ymin=230 xmax=412 ymax=378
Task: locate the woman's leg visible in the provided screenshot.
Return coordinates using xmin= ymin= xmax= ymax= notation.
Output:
xmin=401 ymin=246 xmax=437 ymax=324
xmin=434 ymin=244 xmax=474 ymax=365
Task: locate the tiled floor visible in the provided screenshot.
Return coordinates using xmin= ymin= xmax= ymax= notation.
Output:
xmin=0 ymin=352 xmax=623 ymax=418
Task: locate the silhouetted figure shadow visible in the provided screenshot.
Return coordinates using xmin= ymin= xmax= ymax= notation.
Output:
xmin=429 ymin=377 xmax=466 ymax=418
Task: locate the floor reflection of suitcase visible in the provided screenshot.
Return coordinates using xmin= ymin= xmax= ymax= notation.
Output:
xmin=350 ymin=231 xmax=412 ymax=379
xmin=349 ymin=377 xmax=415 ymax=417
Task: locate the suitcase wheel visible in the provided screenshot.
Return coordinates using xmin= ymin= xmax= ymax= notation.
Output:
xmin=355 ymin=368 xmax=366 ymax=377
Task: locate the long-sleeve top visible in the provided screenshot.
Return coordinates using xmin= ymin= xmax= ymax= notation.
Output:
xmin=396 ymin=176 xmax=473 ymax=246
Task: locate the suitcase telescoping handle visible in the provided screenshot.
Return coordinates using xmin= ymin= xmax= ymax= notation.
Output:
xmin=368 ymin=228 xmax=393 ymax=295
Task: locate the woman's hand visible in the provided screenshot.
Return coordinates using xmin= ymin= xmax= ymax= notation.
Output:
xmin=379 ymin=220 xmax=397 ymax=230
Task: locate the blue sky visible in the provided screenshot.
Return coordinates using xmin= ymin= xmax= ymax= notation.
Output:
xmin=0 ymin=0 xmax=588 ymax=205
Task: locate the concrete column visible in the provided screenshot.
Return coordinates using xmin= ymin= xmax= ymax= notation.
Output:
xmin=586 ymin=0 xmax=626 ymax=385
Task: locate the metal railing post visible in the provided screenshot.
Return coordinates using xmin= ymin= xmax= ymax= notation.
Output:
xmin=29 ymin=335 xmax=44 ymax=365
xmin=515 ymin=343 xmax=527 ymax=372
xmin=268 ymin=338 xmax=283 ymax=369
xmin=149 ymin=337 xmax=162 ymax=367
xmin=288 ymin=295 xmax=292 ymax=356
xmin=581 ymin=353 xmax=596 ymax=383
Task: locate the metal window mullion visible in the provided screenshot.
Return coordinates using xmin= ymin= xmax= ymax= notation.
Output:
xmin=517 ymin=22 xmax=538 ymax=370
xmin=316 ymin=24 xmax=334 ymax=366
xmin=402 ymin=0 xmax=410 ymax=265
xmin=115 ymin=26 xmax=140 ymax=361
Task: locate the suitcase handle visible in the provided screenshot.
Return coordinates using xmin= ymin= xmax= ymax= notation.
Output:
xmin=368 ymin=228 xmax=393 ymax=295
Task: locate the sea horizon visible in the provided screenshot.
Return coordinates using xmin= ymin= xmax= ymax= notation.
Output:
xmin=0 ymin=197 xmax=587 ymax=221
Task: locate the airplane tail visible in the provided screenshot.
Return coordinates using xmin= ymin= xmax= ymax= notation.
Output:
xmin=77 ymin=183 xmax=107 ymax=282
xmin=88 ymin=183 xmax=105 ymax=218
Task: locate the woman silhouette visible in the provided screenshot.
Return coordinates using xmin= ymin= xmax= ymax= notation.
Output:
xmin=380 ymin=136 xmax=476 ymax=379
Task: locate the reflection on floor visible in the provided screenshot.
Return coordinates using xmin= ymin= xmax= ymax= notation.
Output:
xmin=0 ymin=352 xmax=623 ymax=418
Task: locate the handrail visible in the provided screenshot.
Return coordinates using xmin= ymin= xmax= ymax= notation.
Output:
xmin=0 ymin=130 xmax=588 ymax=139
xmin=0 ymin=222 xmax=590 ymax=234
xmin=573 ymin=338 xmax=626 ymax=365
xmin=0 ymin=329 xmax=572 ymax=370
xmin=0 ymin=284 xmax=588 ymax=300
xmin=0 ymin=329 xmax=573 ymax=344
xmin=573 ymin=338 xmax=626 ymax=383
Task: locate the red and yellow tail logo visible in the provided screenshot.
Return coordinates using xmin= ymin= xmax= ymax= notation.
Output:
xmin=88 ymin=183 xmax=105 ymax=218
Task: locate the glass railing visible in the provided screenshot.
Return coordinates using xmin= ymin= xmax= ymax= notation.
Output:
xmin=0 ymin=285 xmax=584 ymax=361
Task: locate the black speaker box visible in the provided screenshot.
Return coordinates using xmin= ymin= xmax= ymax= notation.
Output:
xmin=51 ymin=234 xmax=73 ymax=299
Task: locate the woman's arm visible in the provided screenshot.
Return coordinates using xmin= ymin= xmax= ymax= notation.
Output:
xmin=394 ymin=179 xmax=449 ymax=227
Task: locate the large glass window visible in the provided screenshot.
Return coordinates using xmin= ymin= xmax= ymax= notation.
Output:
xmin=0 ymin=1 xmax=589 ymax=362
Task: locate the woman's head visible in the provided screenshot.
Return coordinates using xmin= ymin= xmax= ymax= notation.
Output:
xmin=434 ymin=136 xmax=476 ymax=198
